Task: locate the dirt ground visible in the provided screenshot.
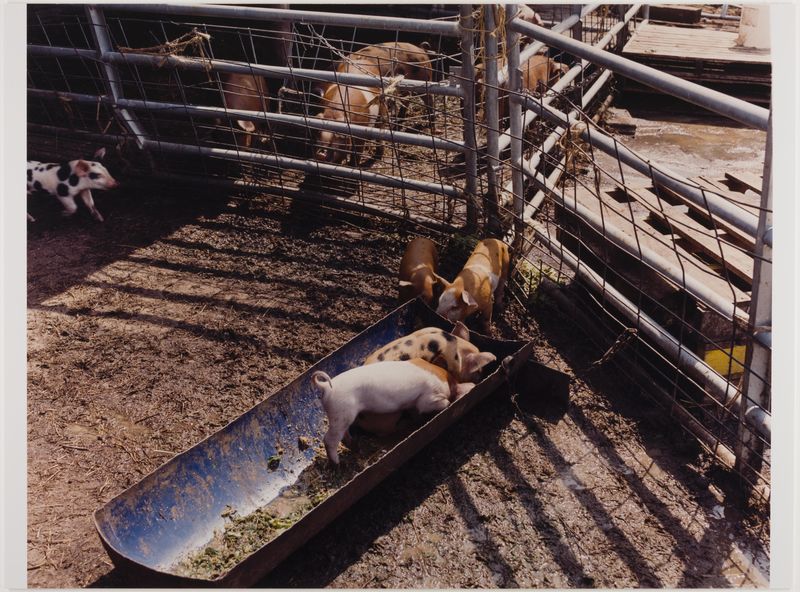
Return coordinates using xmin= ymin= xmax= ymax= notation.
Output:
xmin=26 ymin=184 xmax=769 ymax=588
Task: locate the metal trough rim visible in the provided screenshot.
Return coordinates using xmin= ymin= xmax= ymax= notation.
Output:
xmin=93 ymin=299 xmax=532 ymax=586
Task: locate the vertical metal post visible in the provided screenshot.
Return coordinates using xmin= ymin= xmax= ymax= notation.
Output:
xmin=459 ymin=4 xmax=480 ymax=232
xmin=506 ymin=4 xmax=524 ymax=255
xmin=571 ymin=4 xmax=584 ymax=43
xmin=85 ymin=6 xmax=149 ymax=148
xmin=734 ymin=113 xmax=773 ymax=503
xmin=642 ymin=4 xmax=650 ymax=22
xmin=483 ymin=4 xmax=502 ymax=234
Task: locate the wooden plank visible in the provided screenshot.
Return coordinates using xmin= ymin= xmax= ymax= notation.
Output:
xmin=570 ymin=188 xmax=751 ymax=307
xmin=622 ymin=23 xmax=772 ymax=64
xmin=625 ymin=186 xmax=754 ymax=284
xmin=724 ymin=171 xmax=763 ymax=195
xmin=652 ymin=180 xmax=757 ymax=250
xmin=694 ymin=176 xmax=762 ymax=214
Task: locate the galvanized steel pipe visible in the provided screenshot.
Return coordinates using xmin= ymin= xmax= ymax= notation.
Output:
xmin=140 ymin=139 xmax=463 ymax=198
xmin=519 ymin=95 xmax=766 ymax=245
xmin=26 ymin=88 xmax=464 ymax=153
xmin=107 ymin=3 xmax=461 ymax=36
xmin=26 ymin=45 xmax=464 ymax=98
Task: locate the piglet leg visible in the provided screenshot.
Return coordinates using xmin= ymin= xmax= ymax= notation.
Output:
xmin=79 ymin=189 xmax=104 ymax=222
xmin=56 ymin=195 xmax=78 ymax=217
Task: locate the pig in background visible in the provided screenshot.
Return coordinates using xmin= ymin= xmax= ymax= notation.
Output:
xmin=313 ymin=83 xmax=387 ymax=166
xmin=336 ymin=41 xmax=437 ymax=128
xmin=218 ymin=72 xmax=272 ymax=149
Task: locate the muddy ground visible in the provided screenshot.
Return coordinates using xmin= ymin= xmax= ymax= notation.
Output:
xmin=26 ymin=176 xmax=769 ymax=588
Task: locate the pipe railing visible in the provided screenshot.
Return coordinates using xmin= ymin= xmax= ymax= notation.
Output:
xmin=105 ymin=3 xmax=461 ymax=36
xmin=508 ymin=16 xmax=769 ymax=131
xmin=518 ymin=95 xmax=768 ymax=246
xmin=26 ymin=45 xmax=465 ymax=98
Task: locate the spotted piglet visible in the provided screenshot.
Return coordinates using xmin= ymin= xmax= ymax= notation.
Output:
xmin=27 ymin=148 xmax=119 ymax=222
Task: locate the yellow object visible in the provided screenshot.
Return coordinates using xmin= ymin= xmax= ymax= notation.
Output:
xmin=705 ymin=345 xmax=747 ymax=376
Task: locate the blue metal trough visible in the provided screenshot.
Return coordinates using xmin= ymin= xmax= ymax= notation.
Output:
xmin=93 ymin=298 xmax=534 ymax=586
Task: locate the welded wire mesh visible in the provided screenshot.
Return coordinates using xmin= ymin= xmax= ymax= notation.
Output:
xmin=26 ymin=3 xmax=771 ymax=503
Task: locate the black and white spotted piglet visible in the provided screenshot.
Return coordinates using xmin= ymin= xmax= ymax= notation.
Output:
xmin=27 ymin=148 xmax=119 ymax=222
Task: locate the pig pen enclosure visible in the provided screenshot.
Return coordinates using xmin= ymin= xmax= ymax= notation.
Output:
xmin=26 ymin=3 xmax=772 ymax=588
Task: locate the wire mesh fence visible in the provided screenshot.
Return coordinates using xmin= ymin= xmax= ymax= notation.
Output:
xmin=26 ymin=3 xmax=771 ymax=505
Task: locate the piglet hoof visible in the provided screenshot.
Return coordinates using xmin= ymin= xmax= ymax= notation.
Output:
xmin=27 ymin=214 xmax=36 ymax=222
xmin=91 ymin=211 xmax=105 ymax=223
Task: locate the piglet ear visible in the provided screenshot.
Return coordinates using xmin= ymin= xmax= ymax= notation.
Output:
xmin=74 ymin=160 xmax=91 ymax=175
xmin=431 ymin=272 xmax=451 ymax=290
xmin=464 ymin=351 xmax=497 ymax=375
xmin=451 ymin=321 xmax=470 ymax=342
xmin=461 ymin=290 xmax=478 ymax=307
xmin=93 ymin=147 xmax=106 ymax=160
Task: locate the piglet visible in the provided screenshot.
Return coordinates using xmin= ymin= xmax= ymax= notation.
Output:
xmin=358 ymin=321 xmax=495 ymax=437
xmin=219 ymin=72 xmax=270 ymax=149
xmin=436 ymin=238 xmax=510 ymax=332
xmin=312 ymin=359 xmax=473 ymax=464
xmin=27 ymin=147 xmax=118 ymax=222
xmin=398 ymin=237 xmax=440 ymax=305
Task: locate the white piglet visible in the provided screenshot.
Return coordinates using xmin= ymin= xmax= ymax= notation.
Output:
xmin=312 ymin=359 xmax=473 ymax=464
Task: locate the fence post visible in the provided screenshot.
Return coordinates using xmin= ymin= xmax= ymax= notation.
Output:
xmin=85 ymin=6 xmax=149 ymax=148
xmin=571 ymin=4 xmax=584 ymax=43
xmin=506 ymin=4 xmax=525 ymax=256
xmin=733 ymin=112 xmax=773 ymax=504
xmin=483 ymin=5 xmax=502 ymax=234
xmin=459 ymin=4 xmax=480 ymax=232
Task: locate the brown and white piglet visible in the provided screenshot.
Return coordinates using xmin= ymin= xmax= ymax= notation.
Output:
xmin=398 ymin=237 xmax=440 ymax=305
xmin=364 ymin=321 xmax=496 ymax=383
xmin=314 ymin=83 xmax=386 ymax=166
xmin=435 ymin=238 xmax=510 ymax=332
xmin=312 ymin=359 xmax=473 ymax=464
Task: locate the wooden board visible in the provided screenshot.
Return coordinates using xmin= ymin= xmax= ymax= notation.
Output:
xmin=724 ymin=171 xmax=764 ymax=195
xmin=568 ymin=188 xmax=751 ymax=309
xmin=652 ymin=179 xmax=758 ymax=250
xmin=694 ymin=176 xmax=763 ymax=214
xmin=623 ymin=23 xmax=771 ymax=65
xmin=624 ymin=186 xmax=754 ymax=285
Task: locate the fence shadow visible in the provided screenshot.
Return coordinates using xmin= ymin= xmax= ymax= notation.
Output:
xmin=27 ymin=182 xmax=231 ymax=307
